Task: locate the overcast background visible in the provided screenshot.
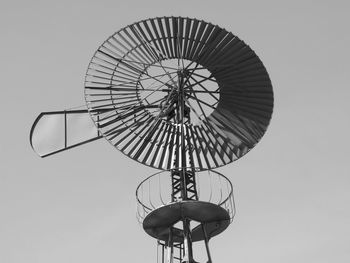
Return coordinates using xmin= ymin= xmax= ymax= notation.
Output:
xmin=1 ymin=0 xmax=350 ymax=263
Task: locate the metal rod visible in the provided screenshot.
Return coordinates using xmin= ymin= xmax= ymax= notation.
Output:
xmin=64 ymin=111 xmax=67 ymax=148
xmin=167 ymin=228 xmax=174 ymax=263
xmin=201 ymin=223 xmax=212 ymax=263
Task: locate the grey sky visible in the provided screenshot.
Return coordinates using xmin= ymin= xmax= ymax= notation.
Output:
xmin=1 ymin=0 xmax=350 ymax=262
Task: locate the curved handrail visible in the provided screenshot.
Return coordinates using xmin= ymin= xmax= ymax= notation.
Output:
xmin=135 ymin=167 xmax=235 ymax=223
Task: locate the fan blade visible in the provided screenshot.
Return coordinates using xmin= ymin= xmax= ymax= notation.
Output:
xmin=30 ymin=109 xmax=106 ymax=158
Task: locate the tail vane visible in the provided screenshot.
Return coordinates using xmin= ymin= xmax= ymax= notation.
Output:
xmin=30 ymin=109 xmax=102 ymax=157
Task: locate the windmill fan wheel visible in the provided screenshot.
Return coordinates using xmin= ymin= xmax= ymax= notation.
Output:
xmin=84 ymin=16 xmax=273 ymax=170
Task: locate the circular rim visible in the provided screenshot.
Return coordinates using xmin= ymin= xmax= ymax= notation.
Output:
xmin=84 ymin=16 xmax=273 ymax=170
xmin=135 ymin=167 xmax=234 ymax=212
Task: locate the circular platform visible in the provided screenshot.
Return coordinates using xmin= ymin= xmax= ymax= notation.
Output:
xmin=143 ymin=200 xmax=231 ymax=242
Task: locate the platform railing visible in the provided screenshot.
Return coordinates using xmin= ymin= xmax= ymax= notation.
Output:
xmin=136 ymin=168 xmax=235 ymax=225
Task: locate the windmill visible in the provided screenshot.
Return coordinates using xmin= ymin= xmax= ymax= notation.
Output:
xmin=30 ymin=17 xmax=273 ymax=263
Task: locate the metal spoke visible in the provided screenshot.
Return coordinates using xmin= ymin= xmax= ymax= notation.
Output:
xmin=188 ymin=75 xmax=219 ymax=102
xmin=186 ymin=94 xmax=217 ymax=111
xmin=98 ymin=50 xmax=177 ymax=88
xmin=132 ymin=27 xmax=179 ymax=88
xmin=189 ymin=71 xmax=218 ymax=83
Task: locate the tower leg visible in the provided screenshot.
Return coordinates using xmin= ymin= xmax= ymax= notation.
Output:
xmin=202 ymin=223 xmax=212 ymax=263
xmin=182 ymin=218 xmax=194 ymax=263
xmin=167 ymin=228 xmax=174 ymax=263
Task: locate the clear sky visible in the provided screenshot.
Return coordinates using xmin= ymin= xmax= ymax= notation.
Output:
xmin=1 ymin=0 xmax=350 ymax=263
